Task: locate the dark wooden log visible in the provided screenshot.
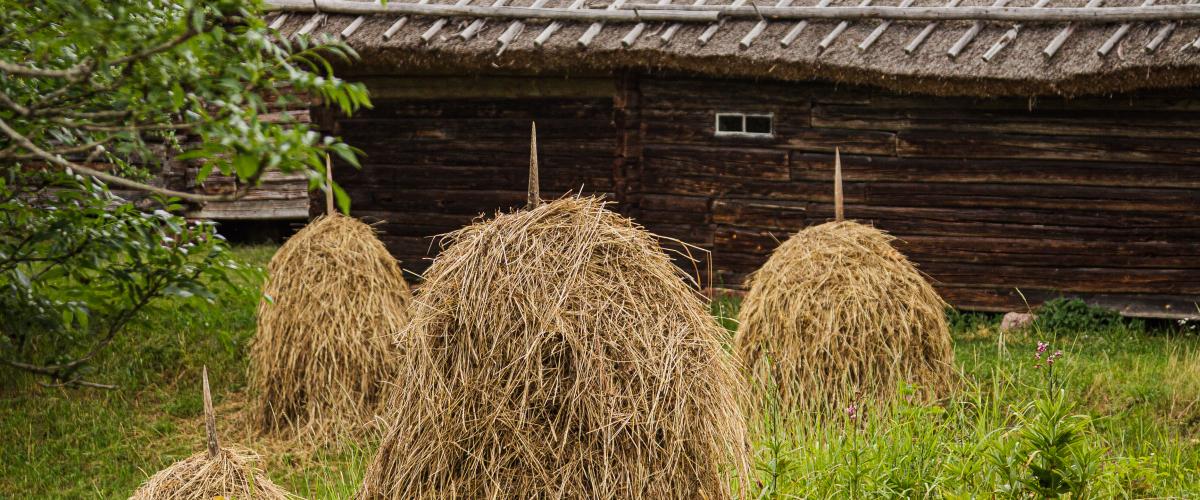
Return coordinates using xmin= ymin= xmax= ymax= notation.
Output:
xmin=897 ymin=130 xmax=1200 ymax=165
xmin=791 ymin=152 xmax=1200 ymax=189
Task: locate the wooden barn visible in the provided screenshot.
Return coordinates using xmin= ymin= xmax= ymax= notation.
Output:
xmin=267 ymin=0 xmax=1200 ymax=318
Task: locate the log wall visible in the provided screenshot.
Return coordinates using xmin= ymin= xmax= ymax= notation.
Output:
xmin=328 ymin=74 xmax=1199 ymax=317
xmin=330 ymin=84 xmax=619 ymax=275
xmin=633 ymin=77 xmax=1200 ymax=318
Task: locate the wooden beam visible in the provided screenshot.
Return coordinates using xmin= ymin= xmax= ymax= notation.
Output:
xmin=820 ymin=0 xmax=873 ymax=51
xmin=341 ymin=16 xmax=366 ymax=39
xmin=268 ymin=13 xmax=289 ymax=30
xmin=698 ymin=0 xmax=746 ymax=46
xmin=661 ymin=0 xmax=706 ymax=44
xmin=461 ymin=0 xmax=508 ymax=41
xmin=580 ymin=0 xmax=628 ymax=48
xmin=741 ymin=0 xmax=792 ymax=50
xmin=1099 ymin=0 xmax=1155 ymax=56
xmin=295 ymin=13 xmax=325 ymax=37
xmin=949 ymin=0 xmax=1009 ymax=59
xmin=498 ymin=0 xmax=550 ymax=54
xmin=859 ymin=0 xmax=914 ymax=51
xmin=780 ymin=0 xmax=833 ymax=48
xmin=983 ymin=0 xmax=1050 ymax=62
xmin=904 ymin=0 xmax=962 ymax=54
xmin=422 ymin=0 xmax=474 ymax=44
xmin=624 ymin=0 xmax=671 ymax=48
xmin=265 ymin=0 xmax=1200 ymax=23
xmin=383 ymin=0 xmax=430 ymax=40
xmin=1045 ymin=0 xmax=1105 ymax=59
xmin=535 ymin=0 xmax=587 ymax=48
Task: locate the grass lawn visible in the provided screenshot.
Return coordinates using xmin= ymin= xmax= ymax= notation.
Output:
xmin=2 ymin=244 xmax=1198 ymax=498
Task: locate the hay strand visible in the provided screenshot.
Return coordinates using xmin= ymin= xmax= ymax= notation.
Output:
xmin=250 ymin=214 xmax=412 ymax=440
xmin=735 ymin=220 xmax=955 ymax=417
xmin=834 ymin=147 xmax=844 ymax=222
xmin=202 ymin=366 xmax=219 ymax=459
xmin=132 ymin=369 xmax=293 ymax=500
xmin=527 ymin=121 xmax=540 ymax=207
xmin=358 ymin=196 xmax=751 ymax=499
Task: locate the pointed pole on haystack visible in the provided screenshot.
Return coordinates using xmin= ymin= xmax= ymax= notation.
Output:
xmin=325 ymin=154 xmax=335 ymax=215
xmin=202 ymin=366 xmax=219 ymax=459
xmin=834 ymin=147 xmax=844 ymax=222
xmin=527 ymin=122 xmax=540 ymax=208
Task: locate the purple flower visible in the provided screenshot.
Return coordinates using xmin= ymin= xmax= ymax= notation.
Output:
xmin=846 ymin=403 xmax=858 ymax=420
xmin=1037 ymin=341 xmax=1049 ymax=353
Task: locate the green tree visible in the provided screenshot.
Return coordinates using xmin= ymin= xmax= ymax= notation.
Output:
xmin=0 ymin=0 xmax=369 ymax=387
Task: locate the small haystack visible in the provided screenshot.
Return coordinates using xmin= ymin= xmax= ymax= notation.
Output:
xmin=250 ymin=161 xmax=412 ymax=439
xmin=132 ymin=368 xmax=292 ymax=500
xmin=735 ymin=149 xmax=955 ymax=417
xmin=357 ymin=125 xmax=750 ymax=499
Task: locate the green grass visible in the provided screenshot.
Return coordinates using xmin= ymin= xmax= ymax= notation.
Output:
xmin=2 ymin=244 xmax=1199 ymax=498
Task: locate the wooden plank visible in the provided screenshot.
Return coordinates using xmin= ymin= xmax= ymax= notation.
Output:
xmin=897 ymin=130 xmax=1200 ymax=165
xmin=812 ymin=102 xmax=1200 ymax=139
xmin=790 ymin=152 xmax=1200 ymax=189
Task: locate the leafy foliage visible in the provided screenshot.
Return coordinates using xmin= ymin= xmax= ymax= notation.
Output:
xmin=0 ymin=0 xmax=371 ymax=385
xmin=0 ymin=0 xmax=369 ymax=207
xmin=0 ymin=170 xmax=243 ymax=386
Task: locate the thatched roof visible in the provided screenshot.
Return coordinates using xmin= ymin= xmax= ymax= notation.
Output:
xmin=268 ymin=0 xmax=1200 ymax=96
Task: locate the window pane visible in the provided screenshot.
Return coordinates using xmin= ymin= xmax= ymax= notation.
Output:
xmin=745 ymin=115 xmax=772 ymax=134
xmin=717 ymin=114 xmax=743 ymax=132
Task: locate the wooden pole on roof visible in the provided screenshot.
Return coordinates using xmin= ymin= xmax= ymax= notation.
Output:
xmin=202 ymin=366 xmax=219 ymax=459
xmin=834 ymin=147 xmax=844 ymax=222
xmin=528 ymin=122 xmax=540 ymax=207
xmin=325 ymin=154 xmax=335 ymax=215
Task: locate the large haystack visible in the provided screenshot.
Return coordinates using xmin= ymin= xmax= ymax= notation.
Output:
xmin=133 ymin=369 xmax=292 ymax=500
xmin=357 ymin=129 xmax=749 ymax=498
xmin=250 ymin=213 xmax=412 ymax=439
xmin=735 ymin=151 xmax=955 ymax=417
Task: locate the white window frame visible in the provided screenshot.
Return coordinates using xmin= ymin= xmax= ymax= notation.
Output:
xmin=714 ymin=112 xmax=774 ymax=138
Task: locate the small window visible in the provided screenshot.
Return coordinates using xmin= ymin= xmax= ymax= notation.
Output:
xmin=715 ymin=112 xmax=774 ymax=137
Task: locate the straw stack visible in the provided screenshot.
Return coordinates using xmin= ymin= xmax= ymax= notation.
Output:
xmin=250 ymin=160 xmax=412 ymax=440
xmin=735 ymin=149 xmax=955 ymax=417
xmin=356 ymin=124 xmax=751 ymax=499
xmin=131 ymin=368 xmax=292 ymax=500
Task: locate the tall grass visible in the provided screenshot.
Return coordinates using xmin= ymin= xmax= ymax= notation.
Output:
xmin=1 ymin=245 xmax=1198 ymax=497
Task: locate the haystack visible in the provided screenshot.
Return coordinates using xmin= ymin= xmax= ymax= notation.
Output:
xmin=250 ymin=161 xmax=412 ymax=439
xmin=357 ymin=124 xmax=750 ymax=499
xmin=132 ymin=368 xmax=292 ymax=500
xmin=735 ymin=149 xmax=955 ymax=417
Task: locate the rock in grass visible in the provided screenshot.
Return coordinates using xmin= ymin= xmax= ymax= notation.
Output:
xmin=250 ymin=214 xmax=412 ymax=441
xmin=736 ymin=220 xmax=956 ymax=417
xmin=357 ymin=197 xmax=751 ymax=499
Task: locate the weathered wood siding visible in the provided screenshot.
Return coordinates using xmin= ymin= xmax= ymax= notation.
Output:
xmin=331 ymin=85 xmax=619 ymax=275
xmin=633 ymin=76 xmax=1200 ymax=317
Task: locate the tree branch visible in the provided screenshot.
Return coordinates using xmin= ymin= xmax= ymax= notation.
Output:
xmin=0 ymin=59 xmax=93 ymax=79
xmin=0 ymin=116 xmax=251 ymax=203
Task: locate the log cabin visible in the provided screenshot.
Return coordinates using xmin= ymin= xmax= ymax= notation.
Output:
xmin=265 ymin=0 xmax=1200 ymax=318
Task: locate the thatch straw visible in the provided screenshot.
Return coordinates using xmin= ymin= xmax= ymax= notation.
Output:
xmin=250 ymin=213 xmax=412 ymax=440
xmin=735 ymin=219 xmax=956 ymax=417
xmin=132 ymin=368 xmax=293 ymax=500
xmin=357 ymin=195 xmax=752 ymax=499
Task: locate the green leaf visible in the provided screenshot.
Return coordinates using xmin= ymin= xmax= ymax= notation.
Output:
xmin=233 ymin=154 xmax=258 ymax=181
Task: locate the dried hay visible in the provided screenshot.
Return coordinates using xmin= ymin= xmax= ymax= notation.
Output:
xmin=735 ymin=219 xmax=956 ymax=417
xmin=250 ymin=213 xmax=412 ymax=440
xmin=132 ymin=368 xmax=292 ymax=500
xmin=130 ymin=447 xmax=292 ymax=500
xmin=735 ymin=148 xmax=954 ymax=417
xmin=357 ymin=195 xmax=752 ymax=499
